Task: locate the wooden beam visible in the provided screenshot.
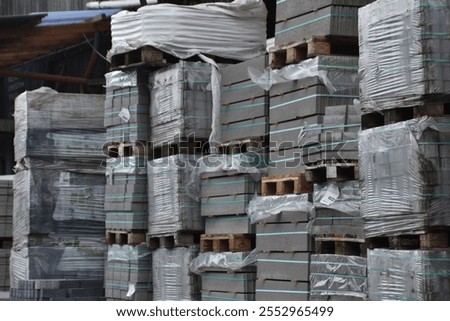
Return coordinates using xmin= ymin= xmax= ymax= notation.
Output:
xmin=0 ymin=69 xmax=87 ymax=85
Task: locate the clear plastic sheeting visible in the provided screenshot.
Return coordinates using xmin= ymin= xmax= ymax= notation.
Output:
xmin=310 ymin=254 xmax=367 ymax=299
xmin=359 ymin=116 xmax=450 ymax=237
xmin=148 ymin=155 xmax=203 ymax=235
xmin=368 ymin=249 xmax=450 ymax=301
xmin=14 ymin=87 xmax=105 ymax=162
xmin=106 ymin=156 xmax=147 ymax=178
xmin=190 ymin=250 xmax=257 ymax=274
xmin=105 ymin=70 xmax=142 ymax=88
xmin=108 ymin=0 xmax=267 ymax=61
xmin=359 ymin=0 xmax=450 ymax=112
xmin=10 ymin=245 xmax=106 ymax=289
xmin=249 ymin=55 xmax=359 ymax=92
xmin=107 ymin=243 xmax=151 ymax=262
xmin=149 ymin=61 xmax=213 ymax=146
xmin=247 ymin=194 xmax=313 ymax=224
xmin=153 ymin=246 xmax=200 ymax=301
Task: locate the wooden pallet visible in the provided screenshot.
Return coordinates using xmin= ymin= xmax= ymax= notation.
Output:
xmin=305 ymin=161 xmax=358 ymax=183
xmin=217 ymin=137 xmax=267 ymax=155
xmin=106 ymin=230 xmax=146 ymax=245
xmin=200 ymin=234 xmax=254 ymax=252
xmin=362 ymin=103 xmax=450 ymax=130
xmin=261 ymin=173 xmax=312 ymax=196
xmin=151 ymin=138 xmax=209 ymax=160
xmin=106 ymin=141 xmax=149 ymax=158
xmin=270 ymin=36 xmax=359 ymax=69
xmin=0 ymin=238 xmax=12 ymax=249
xmin=147 ymin=231 xmax=201 ymax=249
xmin=315 ymin=235 xmax=366 ymax=257
xmin=366 ymin=230 xmax=450 ymax=250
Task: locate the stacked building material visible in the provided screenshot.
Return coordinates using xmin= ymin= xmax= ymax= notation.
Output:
xmin=11 ymin=88 xmax=106 ymax=301
xmin=0 ymin=176 xmax=13 ymax=293
xmin=153 ymin=246 xmax=200 ymax=301
xmin=247 ymin=195 xmax=314 ymax=301
xmin=191 ymin=251 xmax=257 ymax=301
xmin=105 ymin=244 xmax=152 ymax=301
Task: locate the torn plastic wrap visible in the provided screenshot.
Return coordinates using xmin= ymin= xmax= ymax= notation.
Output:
xmin=108 ymin=0 xmax=267 ymax=61
xmin=105 ymin=244 xmax=152 ymax=301
xmin=249 ymin=55 xmax=359 ymax=92
xmin=310 ymin=254 xmax=367 ymax=299
xmin=153 ymin=246 xmax=200 ymax=301
xmin=188 ymin=153 xmax=268 ymax=201
xmin=14 ymin=87 xmax=106 ymax=162
xmin=359 ymin=0 xmax=450 ymax=112
xmin=190 ymin=250 xmax=257 ymax=274
xmin=310 ymin=181 xmax=363 ymax=237
xmin=247 ymin=194 xmax=313 ymax=224
xmin=359 ymin=116 xmax=450 ymax=238
xmin=10 ymin=245 xmax=106 ymax=289
xmin=149 ymin=61 xmax=214 ymax=147
xmin=368 ymin=249 xmax=450 ymax=301
xmin=148 ymin=155 xmax=203 ymax=236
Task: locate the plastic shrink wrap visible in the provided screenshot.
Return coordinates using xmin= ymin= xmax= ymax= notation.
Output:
xmin=105 ymin=244 xmax=152 ymax=301
xmin=153 ymin=246 xmax=200 ymax=301
xmin=359 ymin=117 xmax=450 ymax=237
xmin=190 ymin=250 xmax=257 ymax=274
xmin=368 ymin=249 xmax=450 ymax=301
xmin=310 ymin=254 xmax=367 ymax=299
xmin=108 ymin=0 xmax=267 ymax=60
xmin=149 ymin=62 xmax=213 ymax=147
xmin=359 ymin=0 xmax=450 ymax=112
xmin=148 ymin=155 xmax=203 ymax=236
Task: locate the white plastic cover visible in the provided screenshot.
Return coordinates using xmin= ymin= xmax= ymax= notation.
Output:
xmin=190 ymin=250 xmax=257 ymax=274
xmin=108 ymin=0 xmax=267 ymax=61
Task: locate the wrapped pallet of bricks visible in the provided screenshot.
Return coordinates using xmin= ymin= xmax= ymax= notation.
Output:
xmin=359 ymin=117 xmax=450 ymax=238
xmin=368 ymin=249 xmax=450 ymax=301
xmin=359 ymin=0 xmax=450 ymax=112
xmin=11 ymin=88 xmax=107 ymax=301
xmin=310 ymin=254 xmax=367 ymax=301
xmin=149 ymin=61 xmax=213 ymax=150
xmin=0 ymin=176 xmax=13 ymax=294
xmin=153 ymin=246 xmax=200 ymax=301
xmin=247 ymin=194 xmax=314 ymax=300
xmin=104 ymin=69 xmax=150 ymax=143
xmin=105 ymin=244 xmax=152 ymax=301
xmin=190 ymin=251 xmax=257 ymax=301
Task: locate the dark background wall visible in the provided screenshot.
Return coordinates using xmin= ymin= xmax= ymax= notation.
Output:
xmin=0 ymin=0 xmax=90 ymax=15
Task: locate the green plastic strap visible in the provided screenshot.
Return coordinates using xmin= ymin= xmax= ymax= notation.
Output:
xmin=203 ymin=199 xmax=248 ymax=205
xmin=222 ymin=83 xmax=260 ymax=92
xmin=311 ymin=261 xmax=366 ymax=268
xmin=202 ymin=179 xmax=248 ymax=187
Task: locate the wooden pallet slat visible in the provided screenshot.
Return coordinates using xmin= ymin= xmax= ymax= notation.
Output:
xmin=305 ymin=161 xmax=358 ymax=183
xmin=261 ymin=173 xmax=313 ymax=196
xmin=200 ymin=234 xmax=254 ymax=252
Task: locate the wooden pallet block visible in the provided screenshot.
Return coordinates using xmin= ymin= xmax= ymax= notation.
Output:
xmin=305 ymin=161 xmax=358 ymax=183
xmin=106 ymin=230 xmax=146 ymax=245
xmin=315 ymin=235 xmax=366 ymax=257
xmin=200 ymin=234 xmax=254 ymax=252
xmin=261 ymin=173 xmax=313 ymax=196
xmin=147 ymin=231 xmax=200 ymax=249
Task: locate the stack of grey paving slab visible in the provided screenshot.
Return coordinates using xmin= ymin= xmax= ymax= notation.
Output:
xmin=0 ymin=176 xmax=13 ymax=292
xmin=310 ymin=254 xmax=367 ymax=300
xmin=153 ymin=246 xmax=200 ymax=301
xmin=149 ymin=61 xmax=213 ymax=148
xmin=104 ymin=69 xmax=150 ymax=143
xmin=220 ymin=55 xmax=268 ymax=144
xmin=11 ymin=88 xmax=106 ymax=301
xmin=275 ymin=0 xmax=373 ymax=47
xmin=191 ymin=251 xmax=257 ymax=301
xmin=105 ymin=244 xmax=152 ymax=301
xmin=268 ymin=56 xmax=359 ymax=176
xmin=247 ymin=194 xmax=314 ymax=301
xmin=359 ymin=0 xmax=450 ymax=112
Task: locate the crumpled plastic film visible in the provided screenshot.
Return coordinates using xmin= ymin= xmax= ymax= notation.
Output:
xmin=14 ymin=87 xmax=105 ymax=162
xmin=106 ymin=157 xmax=147 ymax=183
xmin=108 ymin=0 xmax=267 ymax=61
xmin=190 ymin=250 xmax=257 ymax=274
xmin=310 ymin=254 xmax=367 ymax=299
xmin=105 ymin=70 xmax=140 ymax=88
xmin=247 ymin=194 xmax=313 ymax=224
xmin=368 ymin=249 xmax=450 ymax=301
xmin=359 ymin=116 xmax=450 ymax=237
xmin=359 ymin=0 xmax=450 ymax=112
xmin=107 ymin=243 xmax=151 ymax=262
xmin=248 ymin=55 xmax=359 ymax=92
xmin=153 ymin=246 xmax=200 ymax=301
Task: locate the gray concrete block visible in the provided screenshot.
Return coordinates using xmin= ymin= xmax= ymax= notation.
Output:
xmin=221 ymin=117 xmax=267 ymax=143
xmin=201 ymin=194 xmax=253 ymax=216
xmin=257 ymin=252 xmax=311 ymax=281
xmin=200 ymin=174 xmax=259 ymax=198
xmin=201 ymin=272 xmax=256 ymax=293
xmin=222 ymin=55 xmax=267 ymax=85
xmin=221 ymin=97 xmax=268 ymax=124
xmin=270 ymin=116 xmax=323 ymax=149
xmin=222 ymin=80 xmax=266 ymax=105
xmin=205 ymin=215 xmax=254 ymax=234
xmin=261 ymin=210 xmax=310 ymax=224
xmin=256 ymin=222 xmax=312 ymax=252
xmin=256 ymin=279 xmax=309 ymax=301
xmin=268 ymin=148 xmax=310 ymax=176
xmin=201 ymin=291 xmax=255 ymax=301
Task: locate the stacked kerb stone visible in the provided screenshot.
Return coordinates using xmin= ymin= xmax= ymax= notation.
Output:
xmin=0 ymin=176 xmax=13 ymax=294
xmin=11 ymin=88 xmax=106 ymax=301
xmin=359 ymin=0 xmax=450 ymax=300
